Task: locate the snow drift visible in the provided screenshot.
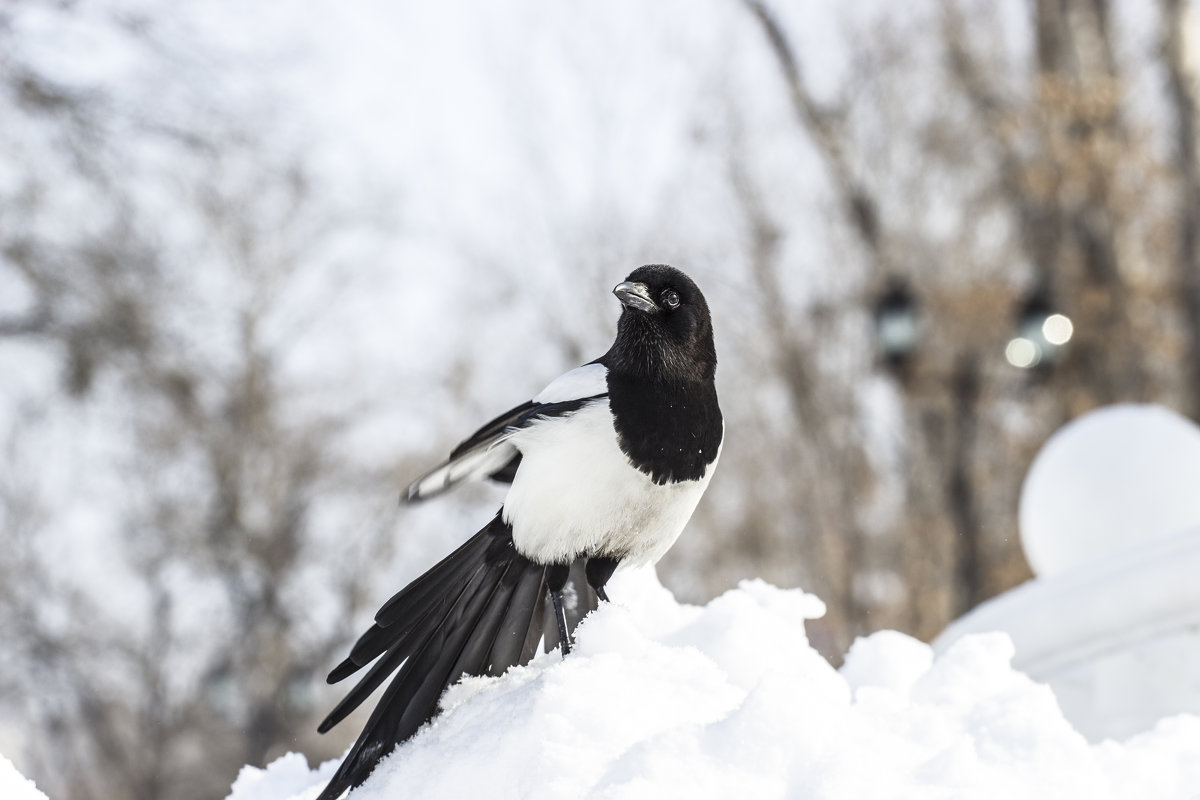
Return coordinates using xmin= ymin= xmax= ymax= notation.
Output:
xmin=939 ymin=404 xmax=1200 ymax=741
xmin=223 ymin=568 xmax=1200 ymax=800
xmin=0 ymin=755 xmax=48 ymax=800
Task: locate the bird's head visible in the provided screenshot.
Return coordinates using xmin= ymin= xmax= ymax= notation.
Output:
xmin=610 ymin=265 xmax=716 ymax=383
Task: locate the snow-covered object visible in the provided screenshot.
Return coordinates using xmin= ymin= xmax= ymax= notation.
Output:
xmin=226 ymin=570 xmax=1200 ymax=800
xmin=936 ymin=526 xmax=1200 ymax=740
xmin=937 ymin=404 xmax=1200 ymax=740
xmin=0 ymin=755 xmax=49 ymax=800
xmin=1019 ymin=404 xmax=1200 ymax=576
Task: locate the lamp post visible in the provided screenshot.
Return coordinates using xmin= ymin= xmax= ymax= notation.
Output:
xmin=1005 ymin=292 xmax=1074 ymax=370
xmin=873 ymin=278 xmax=919 ymax=373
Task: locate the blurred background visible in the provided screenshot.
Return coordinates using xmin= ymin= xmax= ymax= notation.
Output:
xmin=3 ymin=0 xmax=1199 ymax=797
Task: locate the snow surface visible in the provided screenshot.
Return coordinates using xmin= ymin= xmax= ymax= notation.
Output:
xmin=0 ymin=755 xmax=48 ymax=800
xmin=937 ymin=525 xmax=1200 ymax=741
xmin=939 ymin=404 xmax=1200 ymax=741
xmin=223 ymin=569 xmax=1200 ymax=800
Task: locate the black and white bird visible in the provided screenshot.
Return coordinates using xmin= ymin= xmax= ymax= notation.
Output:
xmin=315 ymin=265 xmax=722 ymax=800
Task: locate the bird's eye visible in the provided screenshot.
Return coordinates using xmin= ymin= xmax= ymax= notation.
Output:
xmin=661 ymin=290 xmax=681 ymax=310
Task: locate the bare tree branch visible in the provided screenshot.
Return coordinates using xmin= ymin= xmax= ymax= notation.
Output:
xmin=743 ymin=0 xmax=883 ymax=258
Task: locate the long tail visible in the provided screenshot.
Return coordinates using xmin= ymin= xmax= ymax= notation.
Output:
xmin=315 ymin=513 xmax=548 ymax=800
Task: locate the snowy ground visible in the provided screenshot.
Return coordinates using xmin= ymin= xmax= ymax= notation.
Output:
xmin=0 ymin=755 xmax=48 ymax=800
xmin=209 ymin=568 xmax=1200 ymax=800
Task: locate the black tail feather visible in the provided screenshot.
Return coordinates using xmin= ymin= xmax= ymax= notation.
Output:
xmin=322 ymin=557 xmax=505 ymax=796
xmin=327 ymin=534 xmax=494 ymax=684
xmin=343 ymin=557 xmax=489 ymax=677
xmin=374 ymin=533 xmax=493 ymax=627
xmin=317 ymin=602 xmax=443 ymax=734
xmin=485 ymin=565 xmax=545 ymax=675
xmin=316 ymin=514 xmax=547 ymax=800
xmin=446 ymin=558 xmax=523 ymax=679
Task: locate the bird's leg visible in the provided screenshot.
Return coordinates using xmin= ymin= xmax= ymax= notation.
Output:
xmin=545 ymin=563 xmax=572 ymax=657
xmin=585 ymin=556 xmax=620 ymax=604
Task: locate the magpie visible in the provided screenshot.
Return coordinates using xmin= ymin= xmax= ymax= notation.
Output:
xmin=315 ymin=265 xmax=722 ymax=800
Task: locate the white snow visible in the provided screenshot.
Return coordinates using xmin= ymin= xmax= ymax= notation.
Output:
xmin=221 ymin=569 xmax=1200 ymax=800
xmin=0 ymin=755 xmax=48 ymax=800
xmin=936 ymin=525 xmax=1200 ymax=741
xmin=939 ymin=404 xmax=1200 ymax=741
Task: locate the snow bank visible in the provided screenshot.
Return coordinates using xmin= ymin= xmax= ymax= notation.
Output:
xmin=227 ymin=569 xmax=1200 ymax=800
xmin=936 ymin=526 xmax=1200 ymax=741
xmin=940 ymin=404 xmax=1200 ymax=740
xmin=0 ymin=755 xmax=48 ymax=800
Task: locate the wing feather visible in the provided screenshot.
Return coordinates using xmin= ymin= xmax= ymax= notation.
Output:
xmin=403 ymin=363 xmax=608 ymax=503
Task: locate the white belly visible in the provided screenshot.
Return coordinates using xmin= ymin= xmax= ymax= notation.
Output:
xmin=501 ymin=400 xmax=717 ymax=566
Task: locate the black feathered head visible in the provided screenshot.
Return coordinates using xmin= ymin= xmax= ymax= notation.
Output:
xmin=610 ymin=265 xmax=716 ymax=383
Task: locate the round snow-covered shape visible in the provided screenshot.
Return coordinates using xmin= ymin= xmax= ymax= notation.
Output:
xmin=1019 ymin=404 xmax=1200 ymax=576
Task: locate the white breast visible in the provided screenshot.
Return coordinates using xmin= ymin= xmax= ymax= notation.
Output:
xmin=501 ymin=399 xmax=718 ymax=566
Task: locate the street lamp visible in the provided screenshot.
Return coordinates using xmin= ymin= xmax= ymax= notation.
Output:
xmin=1005 ymin=292 xmax=1073 ymax=369
xmin=873 ymin=278 xmax=919 ymax=371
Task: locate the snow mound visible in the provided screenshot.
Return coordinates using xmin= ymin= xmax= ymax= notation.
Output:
xmin=0 ymin=755 xmax=48 ymax=800
xmin=227 ymin=569 xmax=1200 ymax=800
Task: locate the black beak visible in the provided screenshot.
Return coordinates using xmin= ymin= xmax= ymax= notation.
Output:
xmin=613 ymin=281 xmax=657 ymax=313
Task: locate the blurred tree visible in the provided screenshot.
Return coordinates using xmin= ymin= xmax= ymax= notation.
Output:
xmin=0 ymin=4 xmax=400 ymax=799
xmin=711 ymin=0 xmax=1200 ymax=656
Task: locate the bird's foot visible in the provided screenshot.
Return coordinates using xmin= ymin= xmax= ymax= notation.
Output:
xmin=550 ymin=588 xmax=572 ymax=657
